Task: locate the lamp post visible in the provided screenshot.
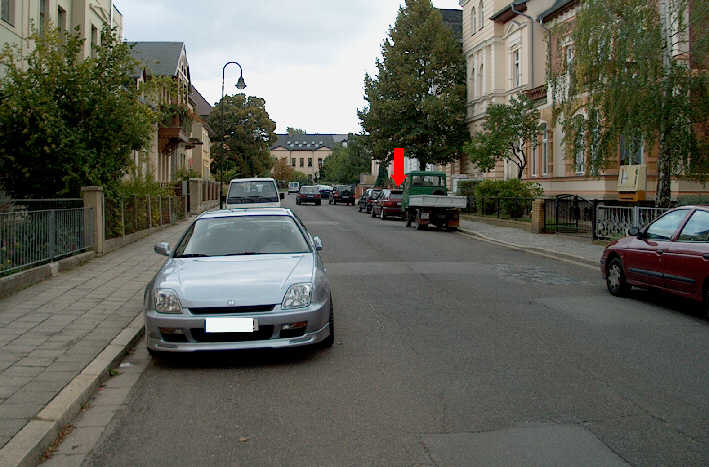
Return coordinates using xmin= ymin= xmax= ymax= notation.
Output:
xmin=219 ymin=61 xmax=246 ymax=208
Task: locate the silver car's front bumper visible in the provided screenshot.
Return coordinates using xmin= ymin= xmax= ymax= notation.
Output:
xmin=145 ymin=300 xmax=330 ymax=352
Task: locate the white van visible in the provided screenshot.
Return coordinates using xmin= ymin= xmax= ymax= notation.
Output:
xmin=288 ymin=181 xmax=300 ymax=194
xmin=225 ymin=178 xmax=283 ymax=209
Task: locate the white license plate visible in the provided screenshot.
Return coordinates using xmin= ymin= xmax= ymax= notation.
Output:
xmin=205 ymin=317 xmax=257 ymax=333
xmin=420 ymin=212 xmax=430 ymax=220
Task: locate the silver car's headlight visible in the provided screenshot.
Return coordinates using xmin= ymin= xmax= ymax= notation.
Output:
xmin=154 ymin=289 xmax=182 ymax=314
xmin=282 ymin=283 xmax=312 ymax=309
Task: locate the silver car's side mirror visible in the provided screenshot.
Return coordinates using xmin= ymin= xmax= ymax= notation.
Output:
xmin=313 ymin=236 xmax=323 ymax=251
xmin=154 ymin=242 xmax=170 ymax=257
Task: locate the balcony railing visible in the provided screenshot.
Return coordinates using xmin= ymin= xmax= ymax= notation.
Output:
xmin=524 ymin=85 xmax=547 ymax=102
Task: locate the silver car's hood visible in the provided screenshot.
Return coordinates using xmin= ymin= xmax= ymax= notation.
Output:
xmin=155 ymin=254 xmax=314 ymax=308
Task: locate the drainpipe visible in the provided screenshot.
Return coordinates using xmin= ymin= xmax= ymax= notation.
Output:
xmin=510 ymin=3 xmax=551 ymax=91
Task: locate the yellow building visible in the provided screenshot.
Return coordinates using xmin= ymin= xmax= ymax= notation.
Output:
xmin=0 ymin=0 xmax=123 ymax=60
xmin=270 ymin=134 xmax=348 ymax=182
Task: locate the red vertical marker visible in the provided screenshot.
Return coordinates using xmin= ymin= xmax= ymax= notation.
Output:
xmin=392 ymin=148 xmax=407 ymax=187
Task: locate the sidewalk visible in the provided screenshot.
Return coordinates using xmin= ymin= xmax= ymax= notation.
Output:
xmin=459 ymin=218 xmax=605 ymax=266
xmin=0 ymin=218 xmax=191 ymax=455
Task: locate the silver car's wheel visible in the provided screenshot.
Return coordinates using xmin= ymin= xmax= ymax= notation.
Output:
xmin=606 ymin=258 xmax=629 ymax=297
xmin=320 ymin=297 xmax=334 ymax=348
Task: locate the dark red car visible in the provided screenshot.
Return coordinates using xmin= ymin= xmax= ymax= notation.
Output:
xmin=601 ymin=206 xmax=709 ymax=314
xmin=371 ymin=189 xmax=403 ymax=219
xmin=295 ymin=185 xmax=321 ymax=205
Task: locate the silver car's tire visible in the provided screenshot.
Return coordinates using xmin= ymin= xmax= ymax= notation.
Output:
xmin=320 ymin=298 xmax=334 ymax=348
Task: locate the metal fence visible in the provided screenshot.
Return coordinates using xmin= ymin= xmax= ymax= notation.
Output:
xmin=10 ymin=198 xmax=84 ymax=211
xmin=0 ymin=208 xmax=94 ymax=276
xmin=463 ymin=196 xmax=535 ymax=219
xmin=595 ymin=205 xmax=669 ymax=240
xmin=104 ymin=195 xmax=186 ymax=241
xmin=544 ymin=195 xmax=596 ymax=235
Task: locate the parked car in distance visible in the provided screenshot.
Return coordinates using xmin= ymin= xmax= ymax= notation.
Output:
xmin=226 ymin=178 xmax=284 ymax=209
xmin=371 ymin=189 xmax=404 ymax=219
xmin=288 ymin=181 xmax=300 ymax=194
xmin=330 ymin=185 xmax=355 ymax=205
xmin=601 ymin=205 xmax=709 ymax=315
xmin=318 ymin=185 xmax=333 ymax=199
xmin=358 ymin=189 xmax=382 ymax=213
xmin=146 ymin=208 xmax=334 ymax=355
xmin=296 ymin=186 xmax=322 ymax=205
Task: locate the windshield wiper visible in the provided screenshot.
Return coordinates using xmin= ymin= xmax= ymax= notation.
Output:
xmin=222 ymin=252 xmax=259 ymax=256
xmin=176 ymin=253 xmax=211 ymax=258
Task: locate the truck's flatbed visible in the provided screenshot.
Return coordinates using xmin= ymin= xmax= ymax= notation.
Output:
xmin=408 ymin=195 xmax=466 ymax=208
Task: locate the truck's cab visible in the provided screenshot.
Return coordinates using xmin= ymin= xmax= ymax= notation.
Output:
xmin=225 ymin=178 xmax=284 ymax=209
xmin=401 ymin=171 xmax=448 ymax=211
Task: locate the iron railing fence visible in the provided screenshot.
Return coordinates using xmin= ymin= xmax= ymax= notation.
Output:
xmin=595 ymin=205 xmax=670 ymax=240
xmin=104 ymin=195 xmax=187 ymax=241
xmin=544 ymin=195 xmax=596 ymax=236
xmin=10 ymin=198 xmax=84 ymax=211
xmin=0 ymin=208 xmax=94 ymax=276
xmin=467 ymin=197 xmax=536 ymax=219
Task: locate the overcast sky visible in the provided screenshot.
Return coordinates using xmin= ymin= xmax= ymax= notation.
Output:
xmin=114 ymin=0 xmax=462 ymax=134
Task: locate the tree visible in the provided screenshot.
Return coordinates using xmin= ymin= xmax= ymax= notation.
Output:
xmin=286 ymin=127 xmax=306 ymax=135
xmin=550 ymin=0 xmax=709 ymax=207
xmin=0 ymin=25 xmax=155 ymax=197
xmin=320 ymin=134 xmax=373 ymax=184
xmin=272 ymin=157 xmax=295 ymax=183
xmin=464 ymin=95 xmax=540 ymax=179
xmin=358 ymin=0 xmax=468 ymax=169
xmin=209 ymin=94 xmax=277 ymax=181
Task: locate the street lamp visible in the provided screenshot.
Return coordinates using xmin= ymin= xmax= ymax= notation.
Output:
xmin=219 ymin=61 xmax=246 ymax=209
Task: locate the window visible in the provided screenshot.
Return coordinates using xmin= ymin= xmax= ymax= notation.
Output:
xmin=291 ymin=158 xmax=296 ymax=167
xmin=91 ymin=25 xmax=99 ymax=58
xmin=2 ymin=0 xmax=14 ymax=26
xmin=479 ymin=1 xmax=484 ymax=30
xmin=479 ymin=61 xmax=484 ymax=96
xmin=308 ymin=158 xmax=313 ymax=167
xmin=575 ymin=127 xmax=585 ymax=175
xmin=647 ymin=210 xmax=690 ymax=240
xmin=471 ymin=7 xmax=477 ymax=33
xmin=678 ymin=210 xmax=709 ymax=242
xmin=318 ymin=158 xmax=323 ymax=169
xmin=531 ymin=137 xmax=538 ymax=177
xmin=57 ymin=6 xmax=67 ymax=34
xmin=541 ymin=124 xmax=549 ymax=175
xmin=39 ymin=0 xmax=48 ymax=36
xmin=620 ymin=134 xmax=643 ymax=165
xmin=471 ymin=64 xmax=476 ymax=98
xmin=512 ymin=49 xmax=520 ymax=88
xmin=299 ymin=158 xmax=304 ymax=168
xmin=565 ymin=45 xmax=575 ymax=95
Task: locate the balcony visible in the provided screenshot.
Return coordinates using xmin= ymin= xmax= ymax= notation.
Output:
xmin=159 ymin=113 xmax=191 ymax=154
xmin=524 ymin=85 xmax=547 ymax=102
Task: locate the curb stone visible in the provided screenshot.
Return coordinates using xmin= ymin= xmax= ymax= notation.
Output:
xmin=458 ymin=228 xmax=600 ymax=269
xmin=0 ymin=315 xmax=145 ymax=467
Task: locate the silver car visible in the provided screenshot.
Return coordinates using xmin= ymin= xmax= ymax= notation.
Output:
xmin=144 ymin=208 xmax=333 ymax=354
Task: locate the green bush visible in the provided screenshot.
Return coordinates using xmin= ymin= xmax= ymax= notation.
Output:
xmin=474 ymin=179 xmax=543 ymax=218
xmin=677 ymin=194 xmax=709 ymax=206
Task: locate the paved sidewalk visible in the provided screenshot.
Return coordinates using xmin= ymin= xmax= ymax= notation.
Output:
xmin=459 ymin=218 xmax=605 ymax=266
xmin=0 ymin=219 xmax=190 ymax=450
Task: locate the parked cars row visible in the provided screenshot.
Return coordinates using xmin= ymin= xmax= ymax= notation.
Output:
xmin=356 ymin=188 xmax=405 ymax=220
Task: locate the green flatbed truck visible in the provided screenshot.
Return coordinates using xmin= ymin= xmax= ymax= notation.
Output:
xmin=401 ymin=171 xmax=467 ymax=231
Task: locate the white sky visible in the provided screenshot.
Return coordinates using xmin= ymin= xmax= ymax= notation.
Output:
xmin=114 ymin=0 xmax=463 ymax=134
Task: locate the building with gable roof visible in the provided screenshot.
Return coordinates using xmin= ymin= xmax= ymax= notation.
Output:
xmin=270 ymin=133 xmax=348 ymax=182
xmin=129 ymin=41 xmax=201 ymax=184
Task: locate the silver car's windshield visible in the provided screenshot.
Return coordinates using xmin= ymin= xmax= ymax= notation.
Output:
xmin=174 ymin=216 xmax=312 ymax=257
xmin=227 ymin=181 xmax=278 ymax=203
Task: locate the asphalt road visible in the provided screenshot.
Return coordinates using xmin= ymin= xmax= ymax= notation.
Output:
xmin=86 ymin=196 xmax=709 ymax=466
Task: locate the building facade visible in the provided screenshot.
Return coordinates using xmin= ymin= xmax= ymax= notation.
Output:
xmin=270 ymin=134 xmax=348 ymax=182
xmin=1 ymin=0 xmax=123 ymax=60
xmin=188 ymin=87 xmax=214 ymax=180
xmin=129 ymin=42 xmax=200 ymax=185
xmin=455 ymin=0 xmax=707 ymax=201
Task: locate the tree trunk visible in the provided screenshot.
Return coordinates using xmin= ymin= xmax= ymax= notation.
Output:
xmin=656 ymin=136 xmax=673 ymax=208
xmin=517 ymin=164 xmax=524 ymax=180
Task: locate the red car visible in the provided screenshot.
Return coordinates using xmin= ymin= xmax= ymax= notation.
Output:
xmin=371 ymin=189 xmax=403 ymax=219
xmin=601 ymin=205 xmax=709 ymax=314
